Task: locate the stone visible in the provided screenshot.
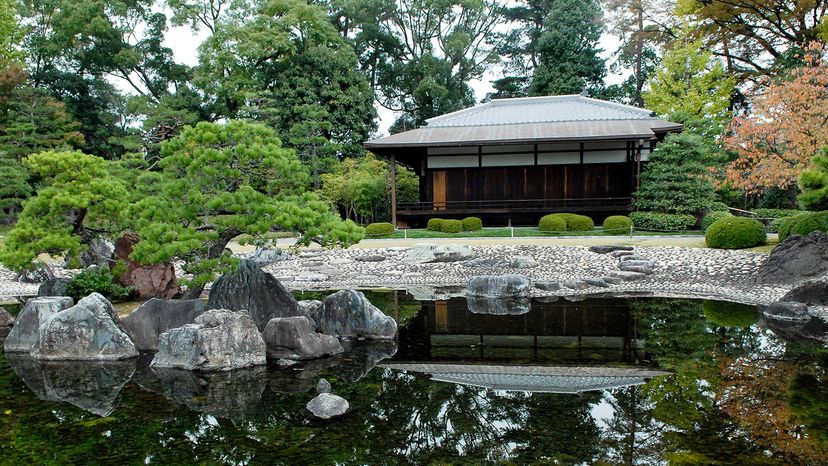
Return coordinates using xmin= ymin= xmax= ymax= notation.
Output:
xmin=354 ymin=255 xmax=386 ymax=262
xmin=65 ymin=237 xmax=114 ymax=269
xmin=602 ymin=276 xmax=624 ymax=285
xmin=403 ymin=244 xmax=474 ymax=263
xmin=589 ymin=245 xmax=634 ymax=254
xmin=467 ymin=275 xmax=530 ymax=298
xmin=207 ymin=260 xmax=303 ymax=332
xmin=619 ymin=255 xmax=649 ymax=262
xmin=317 ymin=290 xmax=397 ymax=340
xmin=534 ymin=281 xmax=562 ymax=291
xmin=306 ymin=393 xmax=349 ymax=419
xmin=763 ymin=301 xmax=810 ymax=322
xmin=262 ymin=316 xmax=343 ymax=360
xmin=781 ymin=279 xmax=828 ymax=306
xmin=620 ymin=260 xmax=656 ymax=269
xmin=297 ymin=300 xmax=323 ymax=329
xmin=151 ymin=309 xmax=266 ymax=371
xmin=16 ymin=262 xmax=54 ymax=283
xmin=0 ymin=307 xmax=14 ymax=327
xmin=508 ymin=255 xmax=538 ymax=268
xmin=759 ymin=231 xmax=828 ymax=284
xmin=121 ymin=298 xmax=206 ymax=351
xmin=316 ymin=378 xmax=331 ymax=394
xmin=619 ymin=264 xmax=653 ymax=274
xmin=562 ymin=280 xmax=590 ymax=290
xmin=37 ymin=278 xmax=72 ymax=297
xmin=277 ymin=358 xmax=299 ymax=369
xmin=467 ymin=297 xmax=530 ymax=315
xmin=4 ymin=296 xmax=74 ymax=353
xmin=32 ymin=293 xmax=138 ymax=361
xmin=611 ymin=250 xmax=635 ymax=258
xmin=609 ymin=271 xmax=648 ymax=281
xmin=112 ymin=233 xmax=181 ymax=299
xmin=407 ymin=286 xmax=466 ymax=301
xmin=250 ymin=246 xmax=290 ymax=265
xmin=584 ymin=277 xmax=610 ymax=288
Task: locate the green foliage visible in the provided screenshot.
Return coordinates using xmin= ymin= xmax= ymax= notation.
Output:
xmin=798 ymin=149 xmax=828 ymax=211
xmin=702 ymin=211 xmax=733 ymax=232
xmin=65 ymin=267 xmax=133 ymax=302
xmin=364 ymin=222 xmax=394 ymax=237
xmin=709 ymin=202 xmax=730 ymax=212
xmin=705 ymin=217 xmax=766 ymax=249
xmin=439 ymin=219 xmax=463 ymax=233
xmin=538 ymin=214 xmax=567 ymax=232
xmin=702 ymin=300 xmax=758 ymax=328
xmin=461 ymin=217 xmax=483 ymax=231
xmin=602 ymin=215 xmax=633 ymax=234
xmin=789 ymin=211 xmax=828 ymax=238
xmin=778 ymin=214 xmax=809 ymax=241
xmin=0 ymin=159 xmax=32 ymax=223
xmin=426 ymin=218 xmax=444 ymax=231
xmin=0 ymin=151 xmax=129 ymax=271
xmin=557 ymin=213 xmax=595 ymax=231
xmin=630 ymin=212 xmax=697 ymax=231
xmin=633 ymin=132 xmax=717 ymax=215
xmin=752 ymin=208 xmax=809 ymax=219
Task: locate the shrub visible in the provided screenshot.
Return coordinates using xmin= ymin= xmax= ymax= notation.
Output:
xmin=705 ymin=217 xmax=766 ymax=249
xmin=702 ymin=211 xmax=733 ymax=232
xmin=702 ymin=300 xmax=758 ymax=328
xmin=778 ymin=211 xmax=828 ymax=241
xmin=439 ymin=219 xmax=463 ymax=233
xmin=709 ymin=202 xmax=730 ymax=212
xmin=602 ymin=215 xmax=633 ymax=235
xmin=66 ymin=267 xmax=134 ymax=302
xmin=538 ymin=214 xmax=567 ymax=232
xmin=629 ymin=211 xmax=696 ymax=231
xmin=364 ymin=222 xmax=394 ymax=237
xmin=777 ymin=214 xmax=808 ymax=241
xmin=558 ymin=213 xmax=595 ymax=231
xmin=751 ymin=208 xmax=810 ymax=219
xmin=461 ymin=217 xmax=483 ymax=231
xmin=426 ymin=218 xmax=443 ymax=231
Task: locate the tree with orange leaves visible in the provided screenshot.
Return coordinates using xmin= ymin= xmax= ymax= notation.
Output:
xmin=722 ymin=45 xmax=828 ymax=194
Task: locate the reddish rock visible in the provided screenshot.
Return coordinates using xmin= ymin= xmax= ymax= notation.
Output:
xmin=112 ymin=233 xmax=180 ymax=299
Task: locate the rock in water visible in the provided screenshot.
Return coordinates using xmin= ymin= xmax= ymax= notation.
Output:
xmin=762 ymin=302 xmax=810 ymax=322
xmin=467 ymin=297 xmax=530 ymax=315
xmin=317 ymin=290 xmax=397 ymax=340
xmin=297 ymin=300 xmax=323 ymax=330
xmin=262 ymin=316 xmax=343 ymax=360
xmin=37 ymin=278 xmax=72 ymax=297
xmin=306 ymin=393 xmax=349 ymax=419
xmin=121 ymin=298 xmax=206 ymax=351
xmin=0 ymin=307 xmax=14 ymax=328
xmin=4 ymin=297 xmax=74 ymax=353
xmin=759 ymin=231 xmax=828 ymax=284
xmin=207 ymin=260 xmax=302 ymax=331
xmin=467 ymin=275 xmax=530 ymax=298
xmin=151 ymin=309 xmax=266 ymax=371
xmin=32 ymin=293 xmax=138 ymax=361
xmin=403 ymin=244 xmax=474 ymax=263
xmin=780 ymin=279 xmax=828 ymax=306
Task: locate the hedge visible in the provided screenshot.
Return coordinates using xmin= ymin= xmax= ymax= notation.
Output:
xmin=708 ymin=202 xmax=731 ymax=212
xmin=751 ymin=208 xmax=810 ymax=219
xmin=461 ymin=216 xmax=483 ymax=231
xmin=629 ymin=211 xmax=696 ymax=231
xmin=602 ymin=215 xmax=633 ymax=235
xmin=426 ymin=218 xmax=443 ymax=231
xmin=702 ymin=211 xmax=733 ymax=232
xmin=557 ymin=213 xmax=595 ymax=231
xmin=365 ymin=222 xmax=394 ymax=237
xmin=538 ymin=214 xmax=567 ymax=232
xmin=705 ymin=217 xmax=766 ymax=249
xmin=778 ymin=211 xmax=828 ymax=241
xmin=440 ymin=219 xmax=464 ymax=233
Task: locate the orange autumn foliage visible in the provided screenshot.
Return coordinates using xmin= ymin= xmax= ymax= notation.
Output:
xmin=722 ymin=44 xmax=828 ymax=193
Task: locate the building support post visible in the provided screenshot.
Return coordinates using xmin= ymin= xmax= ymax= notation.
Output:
xmin=391 ymin=153 xmax=397 ymax=228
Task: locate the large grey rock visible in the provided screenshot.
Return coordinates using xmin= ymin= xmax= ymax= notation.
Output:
xmin=65 ymin=237 xmax=114 ymax=268
xmin=317 ymin=290 xmax=397 ymax=340
xmin=121 ymin=298 xmax=206 ymax=351
xmin=759 ymin=231 xmax=828 ymax=284
xmin=37 ymin=278 xmax=71 ymax=297
xmin=781 ymin=280 xmax=828 ymax=306
xmin=262 ymin=316 xmax=343 ymax=360
xmin=3 ymin=297 xmax=74 ymax=353
xmin=0 ymin=307 xmax=14 ymax=327
xmin=467 ymin=297 xmax=530 ymax=315
xmin=467 ymin=275 xmax=530 ymax=298
xmin=207 ymin=260 xmax=302 ymax=331
xmin=762 ymin=301 xmax=810 ymax=322
xmin=32 ymin=293 xmax=138 ymax=361
xmin=403 ymin=244 xmax=474 ymax=263
xmin=297 ymin=300 xmax=322 ymax=329
xmin=508 ymin=255 xmax=538 ymax=268
xmin=306 ymin=393 xmax=349 ymax=419
xmin=151 ymin=309 xmax=266 ymax=371
xmin=16 ymin=262 xmax=53 ymax=283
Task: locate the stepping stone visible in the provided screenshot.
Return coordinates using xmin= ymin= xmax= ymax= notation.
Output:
xmin=610 ymin=271 xmax=648 ymax=281
xmin=354 ymin=255 xmax=386 ymax=262
xmin=534 ymin=281 xmax=562 ymax=291
xmin=602 ymin=276 xmax=623 ymax=285
xmin=620 ymin=260 xmax=656 ymax=268
xmin=611 ymin=250 xmax=635 ymax=258
xmin=619 ymin=255 xmax=649 ymax=262
xmin=584 ymin=278 xmax=610 ymax=288
xmin=589 ymin=245 xmax=634 ymax=254
xmin=619 ymin=264 xmax=653 ymax=274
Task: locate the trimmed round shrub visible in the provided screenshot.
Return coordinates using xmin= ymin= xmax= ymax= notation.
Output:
xmin=426 ymin=218 xmax=443 ymax=231
xmin=364 ymin=222 xmax=394 ymax=237
xmin=461 ymin=216 xmax=483 ymax=231
xmin=558 ymin=213 xmax=595 ymax=231
xmin=702 ymin=211 xmax=733 ymax=232
xmin=705 ymin=217 xmax=766 ymax=249
xmin=538 ymin=214 xmax=567 ymax=232
xmin=629 ymin=211 xmax=697 ymax=231
xmin=702 ymin=300 xmax=758 ymax=328
xmin=440 ymin=219 xmax=464 ymax=233
xmin=777 ymin=214 xmax=807 ymax=241
xmin=602 ymin=215 xmax=633 ymax=235
xmin=789 ymin=211 xmax=828 ymax=237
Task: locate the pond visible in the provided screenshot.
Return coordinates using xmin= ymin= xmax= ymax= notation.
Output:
xmin=0 ymin=293 xmax=826 ymax=464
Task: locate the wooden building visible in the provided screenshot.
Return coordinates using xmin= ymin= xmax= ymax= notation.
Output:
xmin=365 ymin=95 xmax=682 ymax=226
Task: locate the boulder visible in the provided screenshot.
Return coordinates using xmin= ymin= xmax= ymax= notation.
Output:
xmin=759 ymin=231 xmax=828 ymax=284
xmin=297 ymin=300 xmax=323 ymax=329
xmin=207 ymin=260 xmax=303 ymax=331
xmin=0 ymin=307 xmax=14 ymax=327
xmin=467 ymin=275 xmax=530 ymax=298
xmin=121 ymin=298 xmax=207 ymax=351
xmin=534 ymin=281 xmax=562 ymax=291
xmin=151 ymin=309 xmax=266 ymax=371
xmin=317 ymin=290 xmax=397 ymax=340
xmin=467 ymin=297 xmax=530 ymax=315
xmin=306 ymin=393 xmax=349 ymax=419
xmin=589 ymin=245 xmax=634 ymax=254
xmin=32 ymin=293 xmax=138 ymax=361
xmin=316 ymin=378 xmax=331 ymax=394
xmin=781 ymin=280 xmax=828 ymax=306
xmin=37 ymin=278 xmax=72 ymax=297
xmin=3 ymin=296 xmax=74 ymax=353
xmin=112 ymin=233 xmax=181 ymax=299
xmin=508 ymin=255 xmax=538 ymax=268
xmin=16 ymin=262 xmax=53 ymax=283
xmin=403 ymin=244 xmax=474 ymax=263
xmin=262 ymin=316 xmax=343 ymax=360
xmin=762 ymin=301 xmax=810 ymax=322
xmin=249 ymin=246 xmax=290 ymax=265
xmin=65 ymin=237 xmax=114 ymax=268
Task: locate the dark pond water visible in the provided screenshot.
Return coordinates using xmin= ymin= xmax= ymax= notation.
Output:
xmin=1 ymin=292 xmax=826 ymax=465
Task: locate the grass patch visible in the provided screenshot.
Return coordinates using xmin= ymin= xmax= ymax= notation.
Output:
xmin=387 ymin=227 xmax=702 ymax=239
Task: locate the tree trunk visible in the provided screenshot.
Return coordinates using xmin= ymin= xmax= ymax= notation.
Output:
xmin=182 ymin=227 xmax=240 ymax=299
